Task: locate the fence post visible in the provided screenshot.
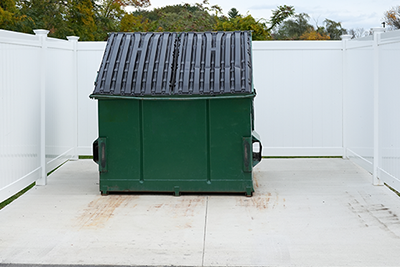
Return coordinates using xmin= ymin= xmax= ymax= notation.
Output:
xmin=34 ymin=29 xmax=49 ymax=186
xmin=341 ymin=34 xmax=352 ymax=160
xmin=67 ymin=36 xmax=80 ymax=161
xmin=372 ymin=27 xmax=385 ymax=186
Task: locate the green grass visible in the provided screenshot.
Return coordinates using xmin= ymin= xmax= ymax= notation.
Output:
xmin=0 ymin=160 xmax=70 ymax=210
xmin=47 ymin=160 xmax=68 ymax=176
xmin=0 ymin=182 xmax=35 ymax=210
xmin=385 ymin=183 xmax=400 ymax=198
xmin=79 ymin=155 xmax=93 ymax=159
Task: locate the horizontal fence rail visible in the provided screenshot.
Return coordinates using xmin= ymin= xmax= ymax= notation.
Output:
xmin=1 ymin=28 xmax=400 ymax=202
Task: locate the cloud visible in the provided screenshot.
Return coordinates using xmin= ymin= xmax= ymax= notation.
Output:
xmin=248 ymin=4 xmax=278 ymax=10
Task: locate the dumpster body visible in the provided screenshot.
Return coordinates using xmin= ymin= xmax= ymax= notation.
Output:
xmin=90 ymin=31 xmax=261 ymax=196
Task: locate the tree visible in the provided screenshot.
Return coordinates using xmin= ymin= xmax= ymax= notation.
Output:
xmin=91 ymin=0 xmax=150 ymax=39
xmin=129 ymin=2 xmax=220 ymax=32
xmin=215 ymin=14 xmax=270 ymax=40
xmin=0 ymin=0 xmax=34 ymax=32
xmin=120 ymin=13 xmax=157 ymax=32
xmin=384 ymin=6 xmax=400 ymax=29
xmin=215 ymin=5 xmax=294 ymax=40
xmin=0 ymin=0 xmax=17 ymax=30
xmin=158 ymin=3 xmax=217 ymax=32
xmin=268 ymin=5 xmax=295 ymax=30
xmin=273 ymin=13 xmax=347 ymax=40
xmin=273 ymin=13 xmax=313 ymax=40
xmin=324 ymin=19 xmax=346 ymax=40
xmin=66 ymin=0 xmax=97 ymax=41
xmin=17 ymin=0 xmax=69 ymax=38
xmin=228 ymin=8 xmax=239 ymax=19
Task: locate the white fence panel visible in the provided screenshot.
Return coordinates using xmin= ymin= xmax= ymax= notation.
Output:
xmin=344 ymin=42 xmax=374 ymax=172
xmin=379 ymin=31 xmax=400 ymax=190
xmin=0 ymin=31 xmax=41 ymax=203
xmin=45 ymin=41 xmax=77 ymax=172
xmin=77 ymin=42 xmax=106 ymax=155
xmin=252 ymin=41 xmax=343 ymax=156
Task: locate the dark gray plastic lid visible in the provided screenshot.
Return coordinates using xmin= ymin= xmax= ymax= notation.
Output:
xmin=91 ymin=31 xmax=253 ymax=97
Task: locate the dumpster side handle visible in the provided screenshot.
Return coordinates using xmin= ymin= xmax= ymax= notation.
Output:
xmin=252 ymin=131 xmax=262 ymax=167
xmin=93 ymin=137 xmax=108 ymax=172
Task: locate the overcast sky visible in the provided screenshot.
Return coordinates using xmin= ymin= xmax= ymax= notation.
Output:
xmin=140 ymin=0 xmax=399 ymax=31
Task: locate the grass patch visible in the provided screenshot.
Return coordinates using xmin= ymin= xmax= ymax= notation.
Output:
xmin=79 ymin=155 xmax=93 ymax=159
xmin=47 ymin=160 xmax=69 ymax=176
xmin=0 ymin=161 xmax=69 ymax=210
xmin=0 ymin=182 xmax=35 ymax=210
xmin=385 ymin=183 xmax=400 ymax=198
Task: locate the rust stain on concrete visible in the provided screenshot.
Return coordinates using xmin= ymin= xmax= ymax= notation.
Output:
xmin=237 ymin=195 xmax=270 ymax=210
xmin=236 ymin=192 xmax=284 ymax=210
xmin=253 ymin=174 xmax=259 ymax=188
xmin=77 ymin=195 xmax=137 ymax=228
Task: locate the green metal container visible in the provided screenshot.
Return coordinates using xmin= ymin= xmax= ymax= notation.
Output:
xmin=91 ymin=31 xmax=261 ymax=196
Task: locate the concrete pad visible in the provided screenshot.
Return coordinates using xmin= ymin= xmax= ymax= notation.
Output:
xmin=0 ymin=160 xmax=206 ymax=266
xmin=203 ymin=159 xmax=400 ymax=266
xmin=1 ymin=159 xmax=400 ymax=266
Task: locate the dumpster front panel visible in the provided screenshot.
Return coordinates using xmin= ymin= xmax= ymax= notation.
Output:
xmin=142 ymin=99 xmax=208 ymax=182
xmin=97 ymin=97 xmax=254 ymax=195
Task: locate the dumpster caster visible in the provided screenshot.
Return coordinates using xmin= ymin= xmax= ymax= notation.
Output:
xmin=101 ymin=191 xmax=109 ymax=196
xmin=245 ymin=187 xmax=253 ymax=197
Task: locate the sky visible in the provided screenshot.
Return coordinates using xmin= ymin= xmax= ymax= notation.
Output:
xmin=136 ymin=0 xmax=399 ymax=31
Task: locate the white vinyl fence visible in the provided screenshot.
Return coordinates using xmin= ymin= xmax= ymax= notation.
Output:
xmin=1 ymin=28 xmax=400 ymax=203
xmin=0 ymin=30 xmax=104 ymax=202
xmin=252 ymin=41 xmax=343 ymax=156
xmin=344 ymin=28 xmax=400 ymax=190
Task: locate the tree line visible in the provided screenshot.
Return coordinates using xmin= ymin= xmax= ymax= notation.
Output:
xmin=1 ymin=0 xmax=399 ymax=41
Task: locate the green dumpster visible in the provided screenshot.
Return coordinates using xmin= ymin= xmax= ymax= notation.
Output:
xmin=90 ymin=31 xmax=262 ymax=196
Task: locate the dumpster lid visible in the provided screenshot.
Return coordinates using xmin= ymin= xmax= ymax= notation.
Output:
xmin=90 ymin=31 xmax=253 ymax=99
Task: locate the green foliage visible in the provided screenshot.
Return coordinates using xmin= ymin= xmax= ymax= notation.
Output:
xmin=215 ymin=5 xmax=294 ymax=40
xmin=0 ymin=0 xmax=34 ymax=32
xmin=300 ymin=30 xmax=330 ymax=40
xmin=273 ymin=13 xmax=346 ymax=40
xmin=120 ymin=13 xmax=157 ymax=32
xmin=0 ymin=5 xmax=15 ymax=30
xmin=215 ymin=14 xmax=270 ymax=40
xmin=4 ymin=1 xmax=296 ymax=41
xmin=228 ymin=8 xmax=240 ymax=19
xmin=273 ymin=13 xmax=313 ymax=40
xmin=269 ymin=5 xmax=295 ymax=30
xmin=125 ymin=2 xmax=220 ymax=32
xmin=17 ymin=0 xmax=70 ymax=38
xmin=95 ymin=0 xmax=130 ymax=40
xmin=1 ymin=0 xmax=18 ymax=13
xmin=67 ymin=0 xmax=97 ymax=40
xmin=324 ymin=19 xmax=346 ymax=40
xmin=157 ymin=4 xmax=216 ymax=32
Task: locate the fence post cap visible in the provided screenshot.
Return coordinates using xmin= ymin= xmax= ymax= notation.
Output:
xmin=67 ymin=36 xmax=80 ymax=42
xmin=341 ymin=34 xmax=352 ymax=40
xmin=33 ymin=29 xmax=49 ymax=36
